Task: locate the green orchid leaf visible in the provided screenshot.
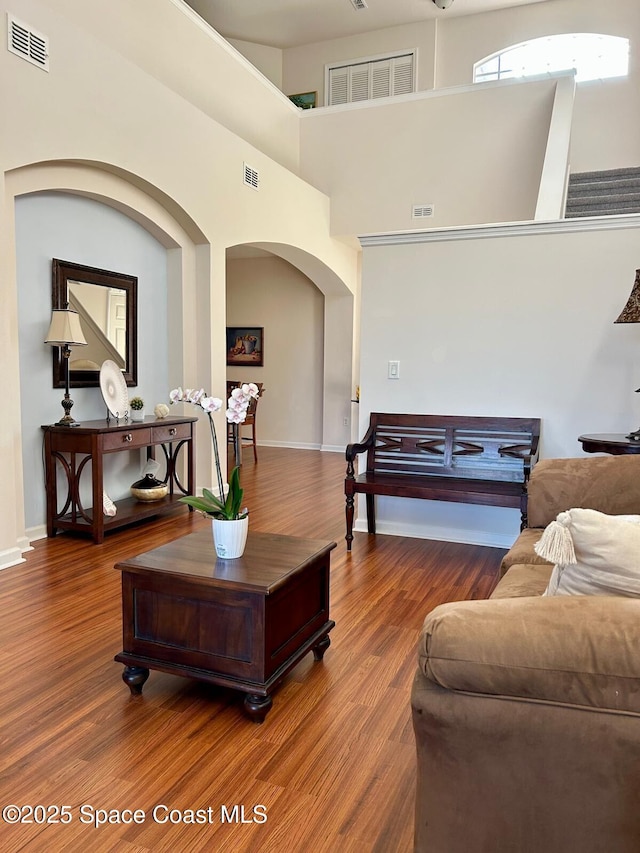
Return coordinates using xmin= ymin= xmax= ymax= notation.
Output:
xmin=179 ymin=466 xmax=246 ymax=520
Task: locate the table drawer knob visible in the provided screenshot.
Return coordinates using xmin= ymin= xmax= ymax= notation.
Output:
xmin=169 ymin=428 xmax=177 ymax=436
xmin=123 ymin=433 xmax=133 ymax=443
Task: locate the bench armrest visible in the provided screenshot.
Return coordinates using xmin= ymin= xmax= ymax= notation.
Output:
xmin=345 ymin=423 xmax=376 ymax=477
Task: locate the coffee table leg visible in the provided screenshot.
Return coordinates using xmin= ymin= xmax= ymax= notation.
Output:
xmin=122 ymin=665 xmax=150 ymax=695
xmin=312 ymin=634 xmax=331 ymax=661
xmin=244 ymin=693 xmax=273 ymax=723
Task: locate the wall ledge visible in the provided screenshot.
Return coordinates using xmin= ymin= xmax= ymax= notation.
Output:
xmin=167 ymin=0 xmax=298 ymax=113
xmin=359 ymin=213 xmax=640 ymax=247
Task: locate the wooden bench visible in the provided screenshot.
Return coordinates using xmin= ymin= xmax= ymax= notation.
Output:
xmin=345 ymin=413 xmax=540 ymax=550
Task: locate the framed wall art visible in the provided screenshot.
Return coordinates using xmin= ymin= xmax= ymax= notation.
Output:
xmin=226 ymin=327 xmax=264 ymax=366
xmin=288 ymin=91 xmax=317 ymax=110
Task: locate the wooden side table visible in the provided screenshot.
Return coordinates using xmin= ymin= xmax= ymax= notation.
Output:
xmin=578 ymin=433 xmax=640 ymax=455
xmin=42 ymin=415 xmax=197 ymax=543
xmin=114 ymin=530 xmax=336 ymax=722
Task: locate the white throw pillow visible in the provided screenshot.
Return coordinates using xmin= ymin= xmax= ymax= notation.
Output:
xmin=533 ymin=508 xmax=640 ymax=597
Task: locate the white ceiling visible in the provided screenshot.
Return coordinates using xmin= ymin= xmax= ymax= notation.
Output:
xmin=184 ymin=0 xmax=555 ymax=50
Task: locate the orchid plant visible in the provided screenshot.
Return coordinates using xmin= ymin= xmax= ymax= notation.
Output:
xmin=169 ymin=383 xmax=259 ymax=520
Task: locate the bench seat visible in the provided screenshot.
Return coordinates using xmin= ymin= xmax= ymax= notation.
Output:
xmin=350 ymin=472 xmax=525 ymax=505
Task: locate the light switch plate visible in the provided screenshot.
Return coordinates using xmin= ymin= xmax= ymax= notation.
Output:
xmin=388 ymin=360 xmax=400 ymax=379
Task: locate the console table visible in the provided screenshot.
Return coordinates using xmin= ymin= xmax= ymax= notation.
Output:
xmin=578 ymin=433 xmax=640 ymax=456
xmin=42 ymin=415 xmax=197 ymax=543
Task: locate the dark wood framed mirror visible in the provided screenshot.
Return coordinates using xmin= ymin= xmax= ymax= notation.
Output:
xmin=52 ymin=259 xmax=138 ymax=388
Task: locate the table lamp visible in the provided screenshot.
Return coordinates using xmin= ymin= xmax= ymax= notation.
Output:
xmin=614 ymin=268 xmax=640 ymax=439
xmin=45 ymin=307 xmax=88 ymax=425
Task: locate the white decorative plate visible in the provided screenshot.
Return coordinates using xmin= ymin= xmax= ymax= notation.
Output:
xmin=99 ymin=359 xmax=129 ymax=418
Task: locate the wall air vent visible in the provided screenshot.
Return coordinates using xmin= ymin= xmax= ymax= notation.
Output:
xmin=243 ymin=163 xmax=259 ymax=190
xmin=7 ymin=14 xmax=49 ymax=70
xmin=349 ymin=0 xmax=368 ymax=10
xmin=412 ymin=204 xmax=435 ymax=219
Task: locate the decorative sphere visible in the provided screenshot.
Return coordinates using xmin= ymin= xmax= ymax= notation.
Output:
xmin=154 ymin=403 xmax=170 ymax=419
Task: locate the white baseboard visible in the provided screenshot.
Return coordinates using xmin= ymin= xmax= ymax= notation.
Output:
xmin=258 ymin=440 xmax=322 ymax=450
xmin=257 ymin=440 xmax=343 ymax=452
xmin=26 ymin=524 xmax=47 ymax=543
xmin=353 ymin=519 xmax=514 ymax=550
xmin=0 ymin=546 xmax=26 ymax=571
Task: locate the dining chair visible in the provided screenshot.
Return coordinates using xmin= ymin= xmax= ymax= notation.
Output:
xmin=227 ymin=381 xmax=264 ymax=463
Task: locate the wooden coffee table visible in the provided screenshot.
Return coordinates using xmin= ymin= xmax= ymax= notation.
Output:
xmin=114 ymin=529 xmax=336 ymax=722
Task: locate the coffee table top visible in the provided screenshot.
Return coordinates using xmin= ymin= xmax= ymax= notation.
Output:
xmin=115 ymin=529 xmax=336 ymax=593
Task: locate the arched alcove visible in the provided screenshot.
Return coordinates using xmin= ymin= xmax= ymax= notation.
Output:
xmin=5 ymin=159 xmax=213 ymax=547
xmin=226 ymin=241 xmax=356 ymax=452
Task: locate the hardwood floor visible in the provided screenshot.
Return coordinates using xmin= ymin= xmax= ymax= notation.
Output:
xmin=0 ymin=446 xmax=504 ymax=852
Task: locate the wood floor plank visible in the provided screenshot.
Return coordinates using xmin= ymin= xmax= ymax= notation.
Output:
xmin=0 ymin=446 xmax=505 ymax=851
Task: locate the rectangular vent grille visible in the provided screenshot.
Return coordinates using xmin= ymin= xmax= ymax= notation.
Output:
xmin=7 ymin=15 xmax=49 ymax=70
xmin=243 ymin=163 xmax=259 ymax=190
xmin=412 ymin=204 xmax=435 ymax=219
xmin=350 ymin=0 xmax=368 ymax=9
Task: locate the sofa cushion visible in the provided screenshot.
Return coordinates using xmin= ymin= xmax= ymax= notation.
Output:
xmin=500 ymin=527 xmax=551 ymax=574
xmin=490 ymin=563 xmax=552 ymax=598
xmin=527 ymin=455 xmax=640 ymax=529
xmin=418 ymin=595 xmax=640 ymax=713
xmin=534 ymin=508 xmax=640 ymax=597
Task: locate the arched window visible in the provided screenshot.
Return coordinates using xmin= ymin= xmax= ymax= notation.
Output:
xmin=474 ymin=33 xmax=629 ymax=84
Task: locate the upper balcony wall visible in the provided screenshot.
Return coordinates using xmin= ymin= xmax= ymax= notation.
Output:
xmin=299 ymin=77 xmax=563 ymax=237
xmin=433 ymin=0 xmax=640 ymax=174
xmin=50 ymin=0 xmax=301 ymax=172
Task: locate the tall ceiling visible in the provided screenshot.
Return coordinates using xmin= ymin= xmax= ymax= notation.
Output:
xmin=184 ymin=0 xmax=555 ymax=50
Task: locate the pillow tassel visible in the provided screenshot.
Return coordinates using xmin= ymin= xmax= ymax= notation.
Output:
xmin=534 ymin=512 xmax=576 ymax=566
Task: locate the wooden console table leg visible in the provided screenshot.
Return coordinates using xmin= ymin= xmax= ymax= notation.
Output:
xmin=243 ymin=694 xmax=273 ymax=723
xmin=122 ymin=665 xmax=150 ymax=695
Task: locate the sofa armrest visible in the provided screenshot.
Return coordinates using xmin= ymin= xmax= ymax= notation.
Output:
xmin=419 ymin=596 xmax=640 ymax=714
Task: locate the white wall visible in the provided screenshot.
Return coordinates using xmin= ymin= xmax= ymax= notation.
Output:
xmin=434 ymin=0 xmax=640 ymax=172
xmin=283 ymin=20 xmax=437 ymax=107
xmin=228 ymin=38 xmax=283 ymax=90
xmin=357 ymin=220 xmax=640 ymax=548
xmin=300 ymin=77 xmax=557 ymax=235
xmin=53 ymin=0 xmax=301 ymax=173
xmin=15 ymin=192 xmax=168 ymax=535
xmin=226 ymin=255 xmax=325 ymax=448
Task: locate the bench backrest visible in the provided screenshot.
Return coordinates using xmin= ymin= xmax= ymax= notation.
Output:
xmin=366 ymin=414 xmax=540 ymax=483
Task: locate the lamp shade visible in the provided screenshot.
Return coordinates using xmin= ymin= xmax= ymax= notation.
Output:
xmin=44 ymin=309 xmax=88 ymax=347
xmin=614 ymin=269 xmax=640 ymax=324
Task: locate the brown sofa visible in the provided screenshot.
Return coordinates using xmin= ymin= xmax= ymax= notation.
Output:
xmin=411 ymin=455 xmax=640 ymax=853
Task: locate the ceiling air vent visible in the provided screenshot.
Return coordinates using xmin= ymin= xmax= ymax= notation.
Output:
xmin=412 ymin=204 xmax=435 ymax=219
xmin=349 ymin=0 xmax=368 ymax=10
xmin=243 ymin=163 xmax=259 ymax=190
xmin=7 ymin=14 xmax=49 ymax=70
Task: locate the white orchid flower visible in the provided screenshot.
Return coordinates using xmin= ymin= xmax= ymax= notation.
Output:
xmin=226 ymin=407 xmax=247 ymax=424
xmin=243 ymin=382 xmax=259 ymax=399
xmin=169 ymin=387 xmax=184 ymax=403
xmin=200 ymin=396 xmax=222 ymax=413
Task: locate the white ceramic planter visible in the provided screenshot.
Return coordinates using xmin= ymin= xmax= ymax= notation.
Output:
xmin=212 ymin=516 xmax=248 ymax=559
xmin=130 ymin=408 xmax=145 ymax=422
